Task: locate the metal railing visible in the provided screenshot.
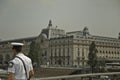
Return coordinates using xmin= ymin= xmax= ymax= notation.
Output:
xmin=0 ymin=73 xmax=8 ymax=80
xmin=31 ymin=72 xmax=120 ymax=80
xmin=1 ymin=72 xmax=120 ymax=80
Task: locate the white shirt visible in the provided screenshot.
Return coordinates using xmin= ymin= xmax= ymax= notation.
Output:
xmin=8 ymin=53 xmax=33 ymax=80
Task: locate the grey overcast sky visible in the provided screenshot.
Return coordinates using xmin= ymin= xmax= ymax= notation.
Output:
xmin=0 ymin=0 xmax=120 ymax=40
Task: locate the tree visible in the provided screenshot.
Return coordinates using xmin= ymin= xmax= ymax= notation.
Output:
xmin=5 ymin=54 xmax=10 ymax=62
xmin=28 ymin=41 xmax=42 ymax=67
xmin=97 ymin=58 xmax=106 ymax=72
xmin=0 ymin=55 xmax=3 ymax=64
xmin=28 ymin=41 xmax=36 ymax=62
xmin=87 ymin=41 xmax=98 ymax=73
xmin=34 ymin=42 xmax=42 ymax=67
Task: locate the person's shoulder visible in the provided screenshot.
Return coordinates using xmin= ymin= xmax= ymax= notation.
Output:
xmin=23 ymin=54 xmax=31 ymax=61
xmin=10 ymin=58 xmax=19 ymax=64
xmin=10 ymin=57 xmax=17 ymax=62
xmin=8 ymin=59 xmax=15 ymax=68
xmin=26 ymin=56 xmax=32 ymax=61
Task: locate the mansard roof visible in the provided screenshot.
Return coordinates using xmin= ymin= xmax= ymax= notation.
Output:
xmin=66 ymin=31 xmax=82 ymax=34
xmin=92 ymin=35 xmax=120 ymax=42
xmin=50 ymin=35 xmax=73 ymax=40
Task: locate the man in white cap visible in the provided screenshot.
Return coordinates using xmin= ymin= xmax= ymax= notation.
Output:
xmin=8 ymin=42 xmax=34 ymax=80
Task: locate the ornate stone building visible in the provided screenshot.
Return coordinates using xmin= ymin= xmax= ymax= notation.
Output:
xmin=0 ymin=20 xmax=120 ymax=68
xmin=49 ymin=27 xmax=120 ymax=67
xmin=0 ymin=20 xmax=65 ymax=65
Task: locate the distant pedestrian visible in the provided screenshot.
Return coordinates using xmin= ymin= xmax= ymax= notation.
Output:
xmin=8 ymin=42 xmax=34 ymax=80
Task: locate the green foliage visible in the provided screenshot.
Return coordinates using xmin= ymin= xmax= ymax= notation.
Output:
xmin=97 ymin=59 xmax=106 ymax=72
xmin=35 ymin=42 xmax=42 ymax=67
xmin=28 ymin=41 xmax=42 ymax=67
xmin=28 ymin=41 xmax=36 ymax=62
xmin=5 ymin=54 xmax=10 ymax=62
xmin=0 ymin=55 xmax=3 ymax=64
xmin=87 ymin=41 xmax=98 ymax=72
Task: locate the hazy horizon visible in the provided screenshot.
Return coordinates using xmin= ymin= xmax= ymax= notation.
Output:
xmin=0 ymin=0 xmax=120 ymax=41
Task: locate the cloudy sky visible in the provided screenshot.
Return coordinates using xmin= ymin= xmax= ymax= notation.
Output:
xmin=0 ymin=0 xmax=120 ymax=40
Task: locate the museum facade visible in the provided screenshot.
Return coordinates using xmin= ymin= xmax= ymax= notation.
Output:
xmin=0 ymin=20 xmax=120 ymax=67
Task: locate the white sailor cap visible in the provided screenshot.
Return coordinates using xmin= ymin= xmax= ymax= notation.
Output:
xmin=11 ymin=42 xmax=24 ymax=46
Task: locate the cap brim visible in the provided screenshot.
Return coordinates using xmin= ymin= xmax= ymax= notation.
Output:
xmin=11 ymin=42 xmax=24 ymax=46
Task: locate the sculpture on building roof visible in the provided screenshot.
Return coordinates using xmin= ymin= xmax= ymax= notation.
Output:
xmin=48 ymin=20 xmax=52 ymax=27
xmin=83 ymin=26 xmax=90 ymax=36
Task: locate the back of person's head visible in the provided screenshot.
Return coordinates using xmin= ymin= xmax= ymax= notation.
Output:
xmin=11 ymin=42 xmax=24 ymax=53
xmin=12 ymin=46 xmax=22 ymax=52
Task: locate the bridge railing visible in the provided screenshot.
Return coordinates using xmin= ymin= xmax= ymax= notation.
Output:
xmin=0 ymin=73 xmax=8 ymax=80
xmin=1 ymin=72 xmax=120 ymax=80
xmin=31 ymin=72 xmax=120 ymax=80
